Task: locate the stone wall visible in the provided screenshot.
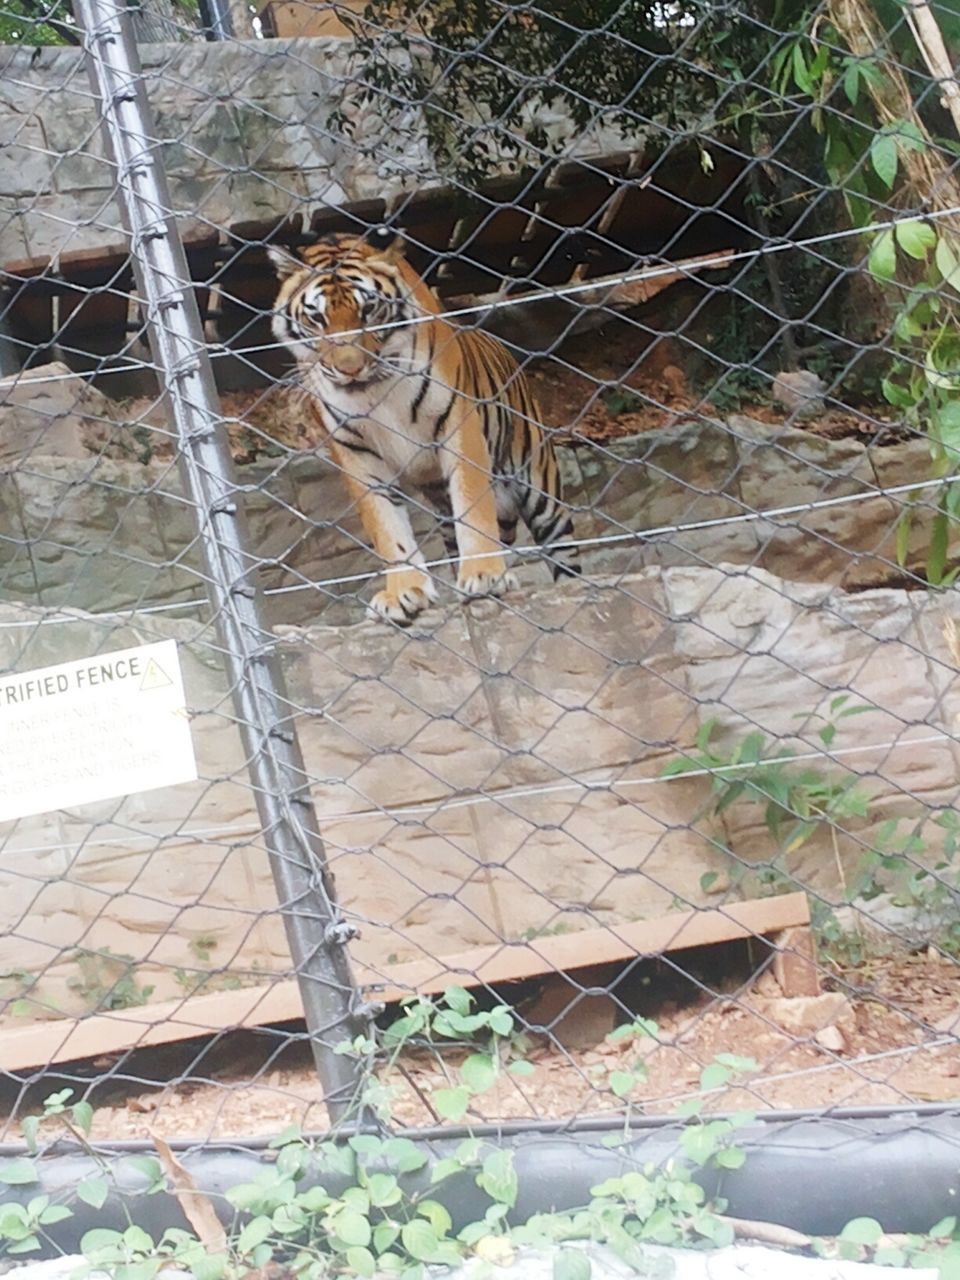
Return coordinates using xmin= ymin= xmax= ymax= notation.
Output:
xmin=2 ymin=560 xmax=957 ymax=1025
xmin=0 ymin=37 xmax=434 ymax=265
xmin=0 ymin=368 xmax=952 ymax=1026
xmin=0 ymin=368 xmax=937 ymax=626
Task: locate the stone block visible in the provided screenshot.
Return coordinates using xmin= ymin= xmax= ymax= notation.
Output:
xmin=0 ymin=114 xmax=54 ymax=201
xmin=0 ymin=365 xmax=110 ymax=464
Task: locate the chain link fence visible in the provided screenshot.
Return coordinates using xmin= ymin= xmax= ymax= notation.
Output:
xmin=1 ymin=0 xmax=960 ymax=1153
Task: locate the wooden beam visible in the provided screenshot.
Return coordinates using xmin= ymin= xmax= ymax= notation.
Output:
xmin=0 ymin=893 xmax=810 ymax=1073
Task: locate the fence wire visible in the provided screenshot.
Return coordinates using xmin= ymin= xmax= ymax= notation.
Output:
xmin=1 ymin=0 xmax=960 ymax=1161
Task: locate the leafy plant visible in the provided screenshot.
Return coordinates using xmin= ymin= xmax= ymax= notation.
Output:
xmin=772 ymin=9 xmax=960 ymax=584
xmin=602 ymin=388 xmax=645 ymax=416
xmin=68 ymin=948 xmax=155 ymax=1013
xmin=661 ymin=706 xmax=873 ymax=856
xmin=0 ymin=969 xmax=41 ymax=1019
xmin=331 ymin=2 xmax=789 ymax=186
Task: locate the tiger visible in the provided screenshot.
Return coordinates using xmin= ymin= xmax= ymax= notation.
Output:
xmin=269 ymin=229 xmax=581 ymax=625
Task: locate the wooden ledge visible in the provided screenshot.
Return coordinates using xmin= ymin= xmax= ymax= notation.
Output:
xmin=0 ymin=892 xmax=811 ymax=1072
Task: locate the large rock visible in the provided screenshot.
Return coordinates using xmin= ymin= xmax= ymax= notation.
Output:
xmin=0 ymin=388 xmax=940 ymax=625
xmin=0 ymin=564 xmax=956 ymax=1024
xmin=0 ymin=364 xmax=106 ymax=464
xmin=0 ymin=38 xmax=435 ymax=264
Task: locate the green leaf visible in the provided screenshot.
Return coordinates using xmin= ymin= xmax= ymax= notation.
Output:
xmin=843 ymin=61 xmax=860 ymax=105
xmin=6 ymin=1235 xmax=41 ymax=1254
xmin=77 ymin=1177 xmax=110 ymax=1210
xmin=381 ymin=1138 xmax=428 ymax=1173
xmin=401 ymin=1219 xmax=441 ymax=1263
xmin=374 ymin=1223 xmax=401 ymax=1254
xmin=124 ymin=1223 xmax=156 ymax=1254
xmin=895 ymin=508 xmax=913 ymax=566
xmin=699 ymin=1062 xmax=732 ymax=1091
xmin=476 ymin=1149 xmax=518 ymax=1208
xmin=416 ymin=1200 xmax=452 ymax=1236
xmin=236 ymin=1216 xmax=273 ymax=1255
xmin=895 ymin=218 xmax=937 ymax=260
xmin=332 ymin=1210 xmax=371 ymax=1249
xmin=681 ymin=1122 xmax=729 ymax=1166
xmin=21 ymin=1117 xmax=39 ymax=1154
xmin=455 ymin=1137 xmax=481 ymax=1164
xmin=349 ymin=1134 xmax=382 ymax=1157
xmin=346 ymin=1247 xmax=376 ymax=1277
xmin=81 ymin=1227 xmax=125 ymax=1258
xmin=868 ymin=229 xmax=897 ymax=282
xmin=192 ymin=1255 xmax=227 ymax=1280
xmin=128 ymin=1156 xmax=164 ymax=1191
xmin=937 ymin=236 xmax=960 ymax=293
xmin=609 ymin=1071 xmax=637 ymax=1099
xmin=928 ymin=508 xmax=950 ymax=585
xmin=461 ymin=1053 xmax=497 ymax=1095
xmin=839 ymin=1217 xmax=883 ymax=1245
xmin=0 ymin=1158 xmax=38 ymax=1185
xmin=873 ymin=1246 xmax=907 ymax=1267
xmin=937 ymin=400 xmax=960 ymax=461
xmin=871 ymin=133 xmax=899 ymax=188
xmin=792 ymin=42 xmax=813 ymax=94
xmin=366 ymin=1173 xmax=401 ymax=1208
xmin=341 ymin=1187 xmax=370 ymax=1214
xmin=37 ymin=1204 xmax=73 ymax=1226
xmin=553 ymin=1249 xmax=592 ymax=1280
xmin=507 ymin=1060 xmax=534 ymax=1077
xmin=881 ymin=376 xmax=915 ymax=408
xmin=433 ymin=1086 xmax=470 ymax=1121
xmin=430 ymin=1157 xmax=464 ymax=1184
xmin=930 ymin=1216 xmax=957 ymax=1239
xmin=71 ymin=1101 xmax=94 ymax=1135
xmin=442 ymin=985 xmax=472 ymax=1016
xmin=713 ymin=1146 xmax=746 ymax=1169
xmin=486 ymin=1006 xmax=514 ymax=1037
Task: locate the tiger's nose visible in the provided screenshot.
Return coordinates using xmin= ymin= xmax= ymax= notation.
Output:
xmin=330 ymin=345 xmax=369 ymax=377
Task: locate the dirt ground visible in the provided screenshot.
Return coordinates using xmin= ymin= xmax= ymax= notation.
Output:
xmin=3 ymin=951 xmax=957 ymax=1144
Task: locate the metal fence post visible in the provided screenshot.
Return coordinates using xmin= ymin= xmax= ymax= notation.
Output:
xmin=72 ymin=0 xmax=368 ymax=1121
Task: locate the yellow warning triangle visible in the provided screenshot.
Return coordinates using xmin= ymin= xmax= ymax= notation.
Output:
xmin=140 ymin=659 xmax=173 ymax=691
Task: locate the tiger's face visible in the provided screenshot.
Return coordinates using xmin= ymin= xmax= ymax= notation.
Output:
xmin=269 ymin=233 xmax=410 ymax=387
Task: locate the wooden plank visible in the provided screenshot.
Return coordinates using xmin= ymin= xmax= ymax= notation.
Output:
xmin=0 ymin=893 xmax=810 ymax=1072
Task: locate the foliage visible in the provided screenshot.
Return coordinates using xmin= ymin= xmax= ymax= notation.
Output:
xmin=771 ymin=8 xmax=960 ymax=583
xmin=3 ymin=1003 xmax=960 ymax=1277
xmin=333 ymin=1 xmax=786 ymax=185
xmin=665 ymin=700 xmax=960 ymax=960
xmin=0 ymin=1003 xmax=766 ymax=1277
xmin=0 ymin=0 xmax=204 ymax=45
xmin=661 ymin=699 xmax=873 ymax=857
xmin=68 ymin=947 xmax=155 ymax=1012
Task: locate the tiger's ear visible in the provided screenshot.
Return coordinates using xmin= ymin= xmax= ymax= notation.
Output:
xmin=267 ymin=244 xmax=303 ymax=280
xmin=369 ymin=226 xmax=405 ymax=264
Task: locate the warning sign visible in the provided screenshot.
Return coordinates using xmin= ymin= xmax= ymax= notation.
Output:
xmin=0 ymin=639 xmax=198 ymax=824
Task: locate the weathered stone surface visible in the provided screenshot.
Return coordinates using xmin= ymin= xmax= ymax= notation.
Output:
xmin=772 ymin=369 xmax=827 ymax=415
xmin=760 ymin=992 xmax=853 ymax=1035
xmin=0 ymin=379 xmax=941 ymax=624
xmin=0 ymin=38 xmax=436 ymax=263
xmin=663 ymin=564 xmax=960 ymax=896
xmin=0 ymin=364 xmax=107 ymax=464
xmin=0 ymin=546 xmax=957 ymax=1024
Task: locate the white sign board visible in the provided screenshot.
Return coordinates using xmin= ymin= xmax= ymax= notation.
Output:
xmin=0 ymin=639 xmax=198 ymax=823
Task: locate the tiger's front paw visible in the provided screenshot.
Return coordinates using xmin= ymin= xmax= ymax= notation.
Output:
xmin=367 ymin=579 xmax=435 ymax=626
xmin=457 ymin=566 xmax=519 ymax=600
